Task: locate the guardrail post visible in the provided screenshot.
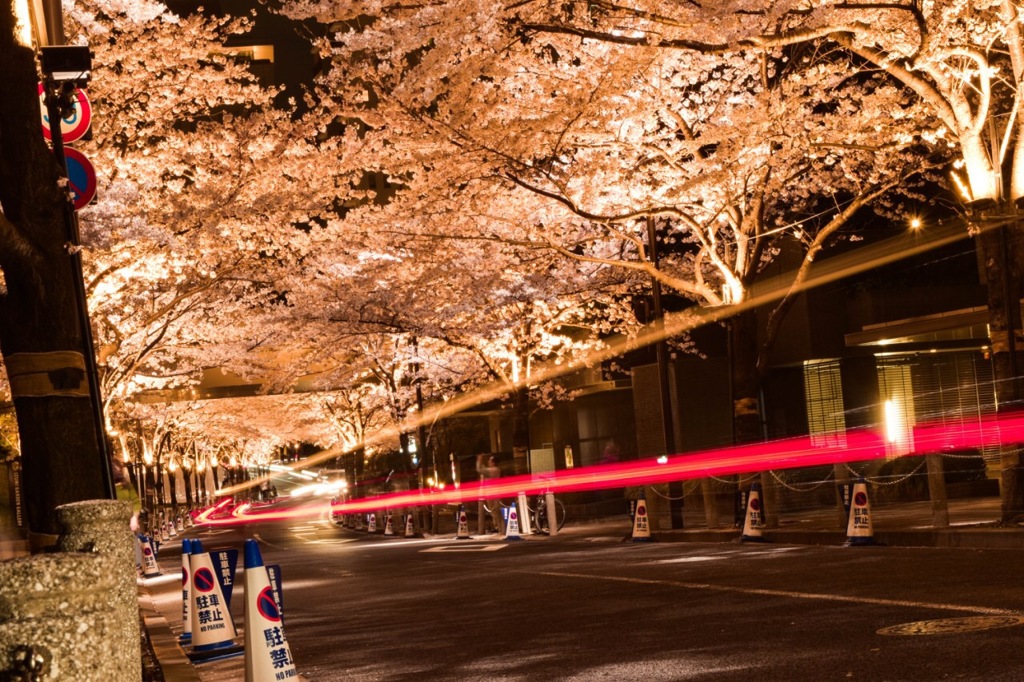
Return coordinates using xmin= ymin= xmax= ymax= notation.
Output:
xmin=545 ymin=492 xmax=558 ymax=537
xmin=517 ymin=492 xmax=532 ymax=535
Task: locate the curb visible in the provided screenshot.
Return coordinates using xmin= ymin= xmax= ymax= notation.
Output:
xmin=138 ymin=583 xmax=202 ymax=682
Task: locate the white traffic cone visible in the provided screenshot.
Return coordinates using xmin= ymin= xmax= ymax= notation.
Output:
xmin=383 ymin=513 xmax=395 ymax=537
xmin=243 ymin=539 xmax=298 ymax=682
xmin=169 ymin=518 xmax=178 ymax=538
xmin=187 ymin=542 xmax=243 ymax=662
xmin=740 ymin=481 xmax=768 ymax=542
xmin=631 ymin=491 xmax=654 ymax=542
xmin=179 ymin=538 xmax=192 ymax=644
xmin=404 ymin=514 xmax=417 ymax=538
xmin=354 ymin=513 xmax=364 ymax=531
xmin=161 ymin=521 xmax=170 ymax=542
xmin=176 ymin=516 xmax=185 ymax=532
xmin=504 ymin=503 xmax=523 ymax=541
xmin=456 ymin=505 xmax=471 ymax=539
xmin=845 ymin=479 xmax=876 ymax=546
xmin=367 ymin=513 xmax=377 ymax=533
xmin=139 ymin=535 xmax=161 ymax=578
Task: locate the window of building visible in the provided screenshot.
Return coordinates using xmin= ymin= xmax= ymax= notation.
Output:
xmin=877 ymin=362 xmax=916 ymax=457
xmin=877 ymin=352 xmax=998 ymax=459
xmin=803 ymin=359 xmax=847 ymax=448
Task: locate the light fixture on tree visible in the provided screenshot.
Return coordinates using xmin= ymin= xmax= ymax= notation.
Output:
xmin=39 ymin=45 xmax=91 ymax=84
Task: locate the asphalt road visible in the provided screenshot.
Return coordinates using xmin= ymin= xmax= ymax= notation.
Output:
xmin=154 ymin=507 xmax=1024 ymax=681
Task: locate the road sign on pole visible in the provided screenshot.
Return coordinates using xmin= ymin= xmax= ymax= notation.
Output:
xmin=63 ymin=148 xmax=97 ymax=211
xmin=39 ymin=82 xmax=92 ymax=143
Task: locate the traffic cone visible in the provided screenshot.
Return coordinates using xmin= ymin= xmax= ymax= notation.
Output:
xmin=631 ymin=491 xmax=654 ymax=542
xmin=355 ymin=513 xmax=364 ymax=531
xmin=169 ymin=518 xmax=178 ymax=538
xmin=455 ymin=505 xmax=471 ymax=539
xmin=367 ymin=513 xmax=377 ymax=533
xmin=139 ymin=535 xmax=161 ymax=578
xmin=740 ymin=481 xmax=768 ymax=542
xmin=179 ymin=538 xmax=192 ymax=644
xmin=176 ymin=516 xmax=184 ymax=532
xmin=383 ymin=513 xmax=395 ymax=537
xmin=404 ymin=514 xmax=417 ymax=538
xmin=187 ymin=543 xmax=244 ymax=662
xmin=243 ymin=539 xmax=298 ymax=682
xmin=845 ymin=479 xmax=876 ymax=546
xmin=161 ymin=520 xmax=170 ymax=542
xmin=504 ymin=503 xmax=523 ymax=541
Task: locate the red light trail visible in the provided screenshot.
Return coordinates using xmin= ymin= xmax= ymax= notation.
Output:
xmin=193 ymin=411 xmax=1024 ymax=528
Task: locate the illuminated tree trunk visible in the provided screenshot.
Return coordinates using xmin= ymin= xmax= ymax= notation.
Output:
xmin=732 ymin=309 xmax=782 ymax=528
xmin=0 ymin=11 xmax=110 ymax=543
xmin=511 ymin=384 xmax=530 ymax=475
xmin=730 ymin=310 xmax=762 ymax=446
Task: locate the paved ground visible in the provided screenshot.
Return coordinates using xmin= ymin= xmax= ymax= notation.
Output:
xmin=138 ymin=494 xmax=1024 ymax=681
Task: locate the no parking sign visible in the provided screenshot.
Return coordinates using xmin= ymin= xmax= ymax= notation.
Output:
xmin=63 ymin=148 xmax=97 ymax=211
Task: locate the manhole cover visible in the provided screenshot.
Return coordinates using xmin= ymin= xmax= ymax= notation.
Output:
xmin=877 ymin=615 xmax=1024 ymax=636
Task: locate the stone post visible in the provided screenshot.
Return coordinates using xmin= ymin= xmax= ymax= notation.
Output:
xmin=57 ymin=499 xmax=141 ymax=682
xmin=0 ymin=499 xmax=141 ymax=680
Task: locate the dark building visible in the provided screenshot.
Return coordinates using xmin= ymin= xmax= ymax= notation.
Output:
xmin=513 ymin=218 xmax=998 ymax=524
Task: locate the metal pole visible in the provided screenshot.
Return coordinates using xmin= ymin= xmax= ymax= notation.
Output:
xmin=999 ymin=218 xmax=1020 ymax=402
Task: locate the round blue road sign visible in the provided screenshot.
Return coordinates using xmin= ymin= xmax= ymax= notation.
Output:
xmin=63 ymin=148 xmax=97 ymax=211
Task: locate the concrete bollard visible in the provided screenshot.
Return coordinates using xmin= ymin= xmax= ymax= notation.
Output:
xmin=0 ymin=499 xmax=141 ymax=681
xmin=57 ymin=499 xmax=141 ymax=682
xmin=0 ymin=552 xmax=120 ymax=679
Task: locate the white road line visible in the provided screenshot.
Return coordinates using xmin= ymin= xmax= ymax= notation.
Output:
xmin=422 ymin=544 xmax=509 ymax=553
xmin=523 ymin=570 xmax=1020 ymax=616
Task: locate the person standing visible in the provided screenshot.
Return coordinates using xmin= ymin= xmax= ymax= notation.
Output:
xmin=476 ymin=454 xmax=503 ymax=533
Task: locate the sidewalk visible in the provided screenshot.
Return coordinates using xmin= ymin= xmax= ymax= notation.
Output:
xmin=138 ymin=495 xmax=1024 ymax=680
xmin=137 ymin=535 xmax=311 ymax=682
xmin=640 ymin=494 xmax=1024 ymax=549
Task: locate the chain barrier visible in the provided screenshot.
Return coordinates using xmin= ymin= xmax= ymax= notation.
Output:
xmin=709 ymin=473 xmax=757 ymax=485
xmin=939 ymin=450 xmax=988 ymax=460
xmin=646 ymin=480 xmax=702 ymax=501
xmin=768 ymin=469 xmax=835 ymax=492
xmin=843 ymin=459 xmax=927 ymax=485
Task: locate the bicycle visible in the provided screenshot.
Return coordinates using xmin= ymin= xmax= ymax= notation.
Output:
xmin=528 ymin=493 xmax=566 ymax=534
xmin=482 ymin=495 xmax=566 ymax=534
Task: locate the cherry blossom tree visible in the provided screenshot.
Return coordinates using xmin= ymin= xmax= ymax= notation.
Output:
xmin=1 ymin=0 xmax=363 ymax=536
xmin=281 ymin=0 xmax=946 ymax=449
xmin=282 ymin=226 xmax=639 ymax=475
xmin=496 ymin=0 xmax=1024 ymax=517
xmin=64 ymin=2 xmax=353 ymax=412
